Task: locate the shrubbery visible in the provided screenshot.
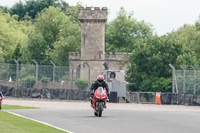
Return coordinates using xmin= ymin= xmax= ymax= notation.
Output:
xmin=41 ymin=76 xmax=50 ymax=85
xmin=75 ymin=78 xmax=88 ymax=90
xmin=21 ymin=75 xmax=35 ymax=88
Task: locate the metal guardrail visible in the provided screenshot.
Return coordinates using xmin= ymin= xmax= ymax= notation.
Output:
xmin=129 ymin=92 xmax=155 ymax=104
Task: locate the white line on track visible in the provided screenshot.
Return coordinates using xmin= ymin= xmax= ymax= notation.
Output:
xmin=4 ymin=110 xmax=74 ymax=133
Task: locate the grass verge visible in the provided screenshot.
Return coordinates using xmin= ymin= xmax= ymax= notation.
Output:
xmin=2 ymin=104 xmax=39 ymax=109
xmin=0 ymin=105 xmax=68 ymax=133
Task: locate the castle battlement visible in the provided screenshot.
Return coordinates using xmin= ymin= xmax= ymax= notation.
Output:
xmin=106 ymin=53 xmax=131 ymax=61
xmin=69 ymin=52 xmax=81 ymax=60
xmin=78 ymin=7 xmax=107 ymax=22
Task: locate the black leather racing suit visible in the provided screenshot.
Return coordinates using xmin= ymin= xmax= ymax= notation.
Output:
xmin=90 ymin=80 xmax=110 ymax=97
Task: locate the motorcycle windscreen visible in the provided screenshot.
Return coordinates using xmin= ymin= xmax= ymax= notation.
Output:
xmin=97 ymin=87 xmax=104 ymax=95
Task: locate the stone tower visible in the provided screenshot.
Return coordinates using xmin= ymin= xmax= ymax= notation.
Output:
xmin=69 ymin=7 xmax=129 ymax=88
xmin=78 ymin=7 xmax=107 ymax=60
xmin=78 ymin=7 xmax=108 ymax=80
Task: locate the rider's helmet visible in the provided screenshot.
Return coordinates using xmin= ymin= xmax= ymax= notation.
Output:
xmin=97 ymin=75 xmax=104 ymax=84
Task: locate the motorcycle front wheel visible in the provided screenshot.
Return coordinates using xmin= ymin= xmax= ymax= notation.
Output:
xmin=98 ymin=102 xmax=103 ymax=117
xmin=94 ymin=112 xmax=98 ymax=116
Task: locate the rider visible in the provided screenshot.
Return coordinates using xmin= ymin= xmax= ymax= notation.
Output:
xmin=90 ymin=75 xmax=110 ymax=107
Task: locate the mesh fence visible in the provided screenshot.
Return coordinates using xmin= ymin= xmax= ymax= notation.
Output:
xmin=0 ymin=63 xmax=72 ymax=89
xmin=138 ymin=92 xmax=155 ymax=103
xmin=0 ymin=63 xmax=16 ymax=87
xmin=175 ymin=69 xmax=200 ymax=94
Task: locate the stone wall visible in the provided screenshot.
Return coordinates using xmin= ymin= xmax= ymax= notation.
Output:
xmin=105 ymin=52 xmax=130 ymax=61
xmin=69 ymin=52 xmax=81 ymax=60
xmin=78 ymin=7 xmax=107 ymax=21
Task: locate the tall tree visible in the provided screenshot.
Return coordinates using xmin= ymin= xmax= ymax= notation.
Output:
xmin=0 ymin=9 xmax=28 ymax=63
xmin=126 ymin=35 xmax=197 ymax=92
xmin=8 ymin=0 xmax=69 ymax=20
xmin=23 ymin=6 xmax=80 ymax=65
xmin=105 ymin=7 xmax=153 ymax=53
xmin=170 ymin=22 xmax=200 ymax=59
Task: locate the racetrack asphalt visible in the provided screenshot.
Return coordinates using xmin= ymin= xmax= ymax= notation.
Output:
xmin=5 ymin=108 xmax=200 ymax=133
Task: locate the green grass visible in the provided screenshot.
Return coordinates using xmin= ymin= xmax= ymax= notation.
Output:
xmin=2 ymin=104 xmax=39 ymax=109
xmin=0 ymin=111 xmax=68 ymax=133
xmin=0 ymin=105 xmax=68 ymax=133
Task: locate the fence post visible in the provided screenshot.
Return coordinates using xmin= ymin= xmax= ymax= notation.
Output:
xmin=69 ymin=61 xmax=74 ymax=90
xmin=33 ymin=59 xmax=38 ymax=88
xmin=169 ymin=64 xmax=178 ymax=93
xmin=85 ymin=62 xmax=91 ymax=86
xmin=14 ymin=59 xmax=19 ymax=88
xmin=136 ymin=92 xmax=139 ymax=103
xmin=50 ymin=60 xmax=56 ymax=89
xmin=191 ymin=66 xmax=196 ymax=94
xmin=76 ymin=65 xmax=81 ymax=79
xmin=180 ymin=65 xmax=186 ymax=93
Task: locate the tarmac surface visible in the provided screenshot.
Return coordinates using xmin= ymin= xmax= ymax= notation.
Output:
xmin=3 ymin=97 xmax=200 ymax=133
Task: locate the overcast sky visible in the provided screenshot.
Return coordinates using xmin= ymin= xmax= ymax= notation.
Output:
xmin=1 ymin=0 xmax=200 ymax=36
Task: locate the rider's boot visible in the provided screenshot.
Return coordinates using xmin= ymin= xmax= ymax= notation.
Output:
xmin=104 ymin=98 xmax=109 ymax=108
xmin=90 ymin=98 xmax=93 ymax=108
xmin=104 ymin=102 xmax=107 ymax=108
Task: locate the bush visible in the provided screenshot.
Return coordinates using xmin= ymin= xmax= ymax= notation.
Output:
xmin=75 ymin=78 xmax=88 ymax=90
xmin=21 ymin=75 xmax=35 ymax=88
xmin=41 ymin=76 xmax=50 ymax=85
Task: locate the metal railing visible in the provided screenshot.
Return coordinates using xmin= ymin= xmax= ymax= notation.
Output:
xmin=129 ymin=92 xmax=155 ymax=103
xmin=170 ymin=64 xmax=200 ymax=95
xmin=0 ymin=61 xmax=76 ymax=89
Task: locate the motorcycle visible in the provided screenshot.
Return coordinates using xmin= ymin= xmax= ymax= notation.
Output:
xmin=0 ymin=92 xmax=4 ymax=110
xmin=92 ymin=87 xmax=108 ymax=117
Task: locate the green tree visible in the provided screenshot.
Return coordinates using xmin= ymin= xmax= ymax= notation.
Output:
xmin=8 ymin=1 xmax=25 ymax=20
xmin=65 ymin=4 xmax=82 ymax=23
xmin=0 ymin=9 xmax=28 ymax=63
xmin=105 ymin=7 xmax=153 ymax=53
xmin=24 ymin=6 xmax=80 ymax=65
xmin=126 ymin=35 xmax=197 ymax=92
xmin=12 ymin=43 xmax=22 ymax=60
xmin=8 ymin=0 xmax=69 ymax=20
xmin=170 ymin=23 xmax=200 ymax=60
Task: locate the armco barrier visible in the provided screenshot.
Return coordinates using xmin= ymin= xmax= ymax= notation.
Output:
xmin=161 ymin=93 xmax=200 ymax=106
xmin=0 ymin=85 xmax=118 ymax=103
xmin=192 ymin=95 xmax=200 ymax=106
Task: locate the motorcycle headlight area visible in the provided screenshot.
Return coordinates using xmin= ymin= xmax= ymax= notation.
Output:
xmin=96 ymin=96 xmax=100 ymax=99
xmin=95 ymin=96 xmax=106 ymax=99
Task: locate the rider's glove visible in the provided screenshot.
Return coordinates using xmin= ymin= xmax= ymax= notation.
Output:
xmin=90 ymin=91 xmax=94 ymax=96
